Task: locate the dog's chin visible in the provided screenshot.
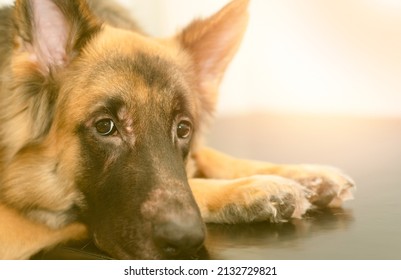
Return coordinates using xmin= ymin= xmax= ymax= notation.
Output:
xmin=109 ymin=246 xmax=209 ymax=260
xmin=101 ymin=243 xmax=160 ymax=260
xmin=93 ymin=234 xmax=209 ymax=260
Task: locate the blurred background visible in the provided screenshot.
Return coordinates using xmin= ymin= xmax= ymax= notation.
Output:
xmin=1 ymin=0 xmax=400 ymax=117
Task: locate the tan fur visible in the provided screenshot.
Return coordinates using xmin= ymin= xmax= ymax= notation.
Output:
xmin=0 ymin=0 xmax=355 ymax=259
xmin=0 ymin=204 xmax=86 ymax=259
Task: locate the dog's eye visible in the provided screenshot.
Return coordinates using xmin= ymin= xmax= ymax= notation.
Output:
xmin=95 ymin=119 xmax=116 ymax=136
xmin=177 ymin=121 xmax=192 ymax=139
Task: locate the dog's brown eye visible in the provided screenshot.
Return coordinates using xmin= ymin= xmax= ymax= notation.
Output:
xmin=177 ymin=121 xmax=192 ymax=139
xmin=95 ymin=119 xmax=116 ymax=136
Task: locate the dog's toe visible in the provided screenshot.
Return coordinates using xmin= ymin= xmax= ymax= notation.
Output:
xmin=296 ymin=165 xmax=356 ymax=208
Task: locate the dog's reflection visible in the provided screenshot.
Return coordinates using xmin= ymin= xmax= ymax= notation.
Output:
xmin=205 ymin=207 xmax=354 ymax=258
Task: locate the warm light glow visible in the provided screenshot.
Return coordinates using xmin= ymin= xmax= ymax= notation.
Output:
xmin=217 ymin=0 xmax=401 ymax=117
xmin=371 ymin=0 xmax=401 ymax=8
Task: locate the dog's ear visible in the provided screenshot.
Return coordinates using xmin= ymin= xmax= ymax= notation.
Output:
xmin=13 ymin=0 xmax=101 ymax=72
xmin=177 ymin=0 xmax=249 ymax=115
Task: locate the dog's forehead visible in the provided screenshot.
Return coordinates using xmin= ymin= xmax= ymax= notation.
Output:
xmin=64 ymin=26 xmax=196 ymax=121
xmin=96 ymin=26 xmax=179 ymax=55
xmin=93 ymin=27 xmax=188 ymax=93
xmin=91 ymin=52 xmax=183 ymax=94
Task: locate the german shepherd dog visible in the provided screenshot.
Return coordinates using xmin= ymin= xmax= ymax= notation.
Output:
xmin=0 ymin=0 xmax=355 ymax=259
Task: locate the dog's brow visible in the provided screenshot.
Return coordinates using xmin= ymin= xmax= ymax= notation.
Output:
xmin=104 ymin=97 xmax=125 ymax=117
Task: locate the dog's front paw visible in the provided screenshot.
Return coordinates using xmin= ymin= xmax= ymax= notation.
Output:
xmin=288 ymin=165 xmax=355 ymax=208
xmin=202 ymin=175 xmax=311 ymax=224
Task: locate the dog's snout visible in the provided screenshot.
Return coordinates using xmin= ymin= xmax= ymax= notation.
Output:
xmin=153 ymin=214 xmax=205 ymax=257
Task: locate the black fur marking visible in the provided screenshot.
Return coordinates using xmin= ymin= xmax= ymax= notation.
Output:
xmin=103 ymin=97 xmax=125 ymax=118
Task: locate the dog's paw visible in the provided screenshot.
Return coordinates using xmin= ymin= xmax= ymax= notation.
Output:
xmin=288 ymin=165 xmax=355 ymax=208
xmin=203 ymin=175 xmax=311 ymax=224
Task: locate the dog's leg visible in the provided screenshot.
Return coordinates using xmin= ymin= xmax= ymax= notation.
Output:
xmin=192 ymin=147 xmax=355 ymax=208
xmin=189 ymin=176 xmax=310 ymax=223
xmin=0 ymin=204 xmax=87 ymax=260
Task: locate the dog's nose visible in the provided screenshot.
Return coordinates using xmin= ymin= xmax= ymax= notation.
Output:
xmin=153 ymin=216 xmax=205 ymax=257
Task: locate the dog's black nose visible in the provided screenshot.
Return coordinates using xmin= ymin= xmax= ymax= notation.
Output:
xmin=153 ymin=216 xmax=205 ymax=257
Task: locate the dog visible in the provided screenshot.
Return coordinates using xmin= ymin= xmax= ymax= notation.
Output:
xmin=0 ymin=0 xmax=355 ymax=259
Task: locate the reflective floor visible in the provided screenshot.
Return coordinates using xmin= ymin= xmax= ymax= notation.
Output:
xmin=34 ymin=114 xmax=401 ymax=260
xmin=205 ymin=114 xmax=401 ymax=259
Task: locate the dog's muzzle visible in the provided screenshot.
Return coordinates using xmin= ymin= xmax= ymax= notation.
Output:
xmin=152 ymin=209 xmax=205 ymax=257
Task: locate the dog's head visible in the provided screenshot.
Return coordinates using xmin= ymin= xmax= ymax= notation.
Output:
xmin=5 ymin=0 xmax=248 ymax=259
